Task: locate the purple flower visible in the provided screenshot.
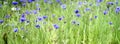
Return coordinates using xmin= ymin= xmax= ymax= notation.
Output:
xmin=35 ymin=24 xmax=40 ymax=28
xmin=53 ymin=24 xmax=59 ymax=29
xmin=103 ymin=10 xmax=108 ymax=15
xmin=4 ymin=15 xmax=10 ymax=18
xmin=0 ymin=20 xmax=4 ymax=24
xmin=107 ymin=2 xmax=114 ymax=5
xmin=12 ymin=1 xmax=18 ymax=5
xmin=115 ymin=7 xmax=120 ymax=13
xmin=20 ymin=17 xmax=26 ymax=22
xmin=25 ymin=10 xmax=31 ymax=15
xmin=33 ymin=10 xmax=37 ymax=14
xmin=21 ymin=14 xmax=25 ymax=18
xmin=85 ymin=8 xmax=90 ymax=11
xmin=61 ymin=4 xmax=66 ymax=9
xmin=58 ymin=17 xmax=62 ymax=21
xmin=75 ymin=9 xmax=79 ymax=14
xmin=96 ymin=0 xmax=103 ymax=3
xmin=38 ymin=17 xmax=43 ymax=21
xmin=72 ymin=20 xmax=76 ymax=24
xmin=43 ymin=16 xmax=48 ymax=19
xmin=14 ymin=28 xmax=18 ymax=32
xmin=22 ymin=3 xmax=26 ymax=7
xmin=44 ymin=0 xmax=48 ymax=3
xmin=94 ymin=15 xmax=98 ymax=19
xmin=28 ymin=0 xmax=33 ymax=3
xmin=76 ymin=13 xmax=81 ymax=17
xmin=56 ymin=0 xmax=60 ymax=3
xmin=0 ymin=4 xmax=2 ymax=8
xmin=109 ymin=22 xmax=112 ymax=25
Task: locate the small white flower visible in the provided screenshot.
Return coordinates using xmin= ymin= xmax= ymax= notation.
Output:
xmin=11 ymin=7 xmax=16 ymax=11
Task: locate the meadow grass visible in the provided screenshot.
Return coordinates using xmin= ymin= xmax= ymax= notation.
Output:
xmin=0 ymin=0 xmax=120 ymax=44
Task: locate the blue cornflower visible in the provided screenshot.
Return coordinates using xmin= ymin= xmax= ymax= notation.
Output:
xmin=103 ymin=10 xmax=108 ymax=15
xmin=109 ymin=22 xmax=112 ymax=25
xmin=22 ymin=3 xmax=26 ymax=7
xmin=35 ymin=24 xmax=40 ymax=28
xmin=25 ymin=10 xmax=31 ymax=15
xmin=33 ymin=10 xmax=37 ymax=14
xmin=43 ymin=16 xmax=48 ymax=19
xmin=44 ymin=0 xmax=48 ymax=3
xmin=0 ymin=20 xmax=4 ymax=24
xmin=53 ymin=24 xmax=59 ymax=29
xmin=107 ymin=2 xmax=114 ymax=5
xmin=28 ymin=0 xmax=33 ymax=3
xmin=21 ymin=14 xmax=25 ymax=18
xmin=72 ymin=20 xmax=76 ymax=24
xmin=0 ymin=4 xmax=2 ymax=8
xmin=61 ymin=4 xmax=66 ymax=9
xmin=58 ymin=17 xmax=62 ymax=21
xmin=56 ymin=0 xmax=60 ymax=3
xmin=85 ymin=8 xmax=90 ymax=11
xmin=94 ymin=15 xmax=98 ymax=19
xmin=20 ymin=17 xmax=26 ymax=22
xmin=115 ymin=7 xmax=120 ymax=13
xmin=75 ymin=9 xmax=79 ymax=14
xmin=14 ymin=28 xmax=18 ymax=32
xmin=12 ymin=1 xmax=18 ymax=5
xmin=76 ymin=13 xmax=81 ymax=17
xmin=38 ymin=17 xmax=43 ymax=21
xmin=4 ymin=15 xmax=10 ymax=18
xmin=96 ymin=0 xmax=103 ymax=3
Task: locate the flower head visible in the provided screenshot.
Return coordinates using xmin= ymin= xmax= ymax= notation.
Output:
xmin=96 ymin=0 xmax=103 ymax=3
xmin=14 ymin=28 xmax=18 ymax=32
xmin=0 ymin=20 xmax=4 ymax=24
xmin=103 ymin=10 xmax=108 ymax=15
xmin=53 ymin=24 xmax=59 ymax=29
xmin=35 ymin=24 xmax=40 ymax=28
xmin=12 ymin=1 xmax=18 ymax=5
xmin=75 ymin=9 xmax=79 ymax=14
xmin=94 ymin=15 xmax=98 ymax=19
xmin=76 ymin=13 xmax=81 ymax=17
xmin=61 ymin=4 xmax=66 ymax=9
xmin=109 ymin=22 xmax=112 ymax=25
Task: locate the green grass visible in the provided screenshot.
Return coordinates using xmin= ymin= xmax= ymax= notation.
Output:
xmin=0 ymin=0 xmax=120 ymax=44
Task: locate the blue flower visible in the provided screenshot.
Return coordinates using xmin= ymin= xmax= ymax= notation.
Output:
xmin=85 ymin=8 xmax=90 ymax=11
xmin=109 ymin=22 xmax=112 ymax=25
xmin=75 ymin=9 xmax=79 ymax=14
xmin=43 ymin=16 xmax=48 ymax=19
xmin=28 ymin=0 xmax=33 ymax=3
xmin=25 ymin=10 xmax=31 ymax=15
xmin=76 ymin=13 xmax=81 ymax=17
xmin=115 ymin=7 xmax=120 ymax=13
xmin=103 ymin=10 xmax=108 ymax=15
xmin=44 ymin=0 xmax=48 ymax=3
xmin=22 ymin=3 xmax=26 ymax=7
xmin=96 ymin=0 xmax=103 ymax=3
xmin=58 ymin=17 xmax=62 ymax=21
xmin=56 ymin=0 xmax=60 ymax=3
xmin=53 ymin=24 xmax=59 ymax=29
xmin=107 ymin=2 xmax=114 ymax=5
xmin=35 ymin=24 xmax=40 ymax=28
xmin=72 ymin=20 xmax=76 ymax=24
xmin=0 ymin=20 xmax=4 ymax=24
xmin=33 ymin=10 xmax=37 ymax=14
xmin=38 ymin=17 xmax=43 ymax=21
xmin=20 ymin=17 xmax=26 ymax=22
xmin=61 ymin=4 xmax=66 ymax=9
xmin=14 ymin=28 xmax=18 ymax=32
xmin=21 ymin=14 xmax=25 ymax=18
xmin=94 ymin=15 xmax=98 ymax=19
xmin=12 ymin=1 xmax=18 ymax=5
xmin=0 ymin=4 xmax=2 ymax=8
xmin=4 ymin=15 xmax=10 ymax=18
